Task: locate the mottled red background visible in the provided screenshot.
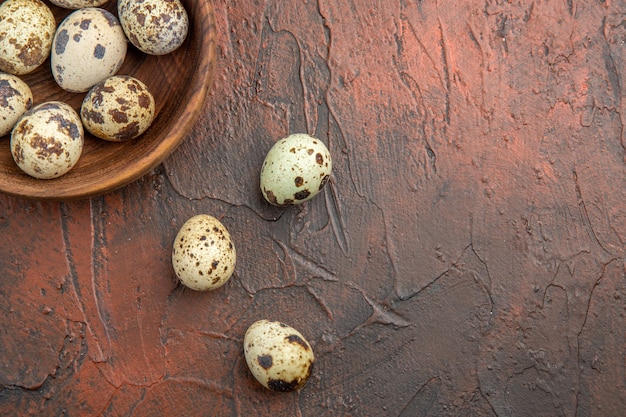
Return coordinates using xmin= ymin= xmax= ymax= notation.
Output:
xmin=1 ymin=0 xmax=625 ymax=416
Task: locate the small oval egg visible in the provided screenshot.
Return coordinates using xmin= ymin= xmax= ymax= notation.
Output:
xmin=48 ymin=0 xmax=110 ymax=9
xmin=118 ymin=0 xmax=189 ymax=55
xmin=0 ymin=0 xmax=56 ymax=75
xmin=51 ymin=8 xmax=128 ymax=93
xmin=81 ymin=75 xmax=155 ymax=142
xmin=244 ymin=320 xmax=315 ymax=392
xmin=260 ymin=133 xmax=333 ymax=206
xmin=172 ymin=214 xmax=236 ymax=291
xmin=0 ymin=73 xmax=33 ymax=137
xmin=11 ymin=101 xmax=84 ymax=179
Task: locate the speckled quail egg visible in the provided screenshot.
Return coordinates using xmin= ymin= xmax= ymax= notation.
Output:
xmin=118 ymin=0 xmax=189 ymax=55
xmin=260 ymin=133 xmax=332 ymax=206
xmin=172 ymin=214 xmax=236 ymax=291
xmin=244 ymin=320 xmax=315 ymax=392
xmin=48 ymin=0 xmax=110 ymax=9
xmin=0 ymin=0 xmax=56 ymax=75
xmin=81 ymin=75 xmax=155 ymax=142
xmin=11 ymin=101 xmax=84 ymax=179
xmin=0 ymin=73 xmax=33 ymax=137
xmin=51 ymin=8 xmax=128 ymax=93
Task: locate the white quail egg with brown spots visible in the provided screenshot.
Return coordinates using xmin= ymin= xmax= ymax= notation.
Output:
xmin=0 ymin=0 xmax=56 ymax=75
xmin=11 ymin=101 xmax=84 ymax=179
xmin=0 ymin=73 xmax=33 ymax=137
xmin=172 ymin=214 xmax=236 ymax=291
xmin=48 ymin=0 xmax=110 ymax=9
xmin=244 ymin=320 xmax=315 ymax=392
xmin=118 ymin=0 xmax=189 ymax=55
xmin=81 ymin=75 xmax=155 ymax=142
xmin=260 ymin=133 xmax=332 ymax=206
xmin=51 ymin=8 xmax=127 ymax=93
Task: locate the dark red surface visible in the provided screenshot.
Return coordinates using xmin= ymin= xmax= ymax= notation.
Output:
xmin=1 ymin=1 xmax=625 ymax=416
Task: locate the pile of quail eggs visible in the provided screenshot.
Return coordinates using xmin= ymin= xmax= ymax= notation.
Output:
xmin=0 ymin=0 xmax=188 ymax=179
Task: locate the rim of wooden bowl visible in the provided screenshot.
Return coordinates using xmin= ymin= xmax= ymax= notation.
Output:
xmin=0 ymin=0 xmax=216 ymax=201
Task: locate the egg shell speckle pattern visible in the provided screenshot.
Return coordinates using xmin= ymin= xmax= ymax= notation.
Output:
xmin=11 ymin=101 xmax=84 ymax=179
xmin=260 ymin=133 xmax=332 ymax=206
xmin=48 ymin=0 xmax=110 ymax=9
xmin=81 ymin=75 xmax=155 ymax=142
xmin=244 ymin=320 xmax=314 ymax=392
xmin=118 ymin=0 xmax=189 ymax=55
xmin=172 ymin=214 xmax=236 ymax=291
xmin=0 ymin=73 xmax=33 ymax=137
xmin=0 ymin=0 xmax=56 ymax=75
xmin=51 ymin=8 xmax=128 ymax=93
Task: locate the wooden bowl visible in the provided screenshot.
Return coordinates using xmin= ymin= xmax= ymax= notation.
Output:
xmin=0 ymin=0 xmax=216 ymax=200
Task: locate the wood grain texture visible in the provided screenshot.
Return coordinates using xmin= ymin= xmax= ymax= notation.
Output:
xmin=0 ymin=0 xmax=216 ymax=200
xmin=1 ymin=0 xmax=625 ymax=416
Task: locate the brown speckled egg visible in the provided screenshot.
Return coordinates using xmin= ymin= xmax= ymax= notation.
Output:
xmin=118 ymin=0 xmax=189 ymax=55
xmin=81 ymin=75 xmax=155 ymax=142
xmin=244 ymin=320 xmax=315 ymax=392
xmin=0 ymin=73 xmax=33 ymax=137
xmin=51 ymin=8 xmax=127 ymax=93
xmin=260 ymin=133 xmax=333 ymax=206
xmin=172 ymin=214 xmax=236 ymax=291
xmin=48 ymin=0 xmax=110 ymax=9
xmin=11 ymin=101 xmax=84 ymax=179
xmin=0 ymin=0 xmax=56 ymax=75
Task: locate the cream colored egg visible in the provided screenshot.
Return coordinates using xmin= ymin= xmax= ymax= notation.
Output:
xmin=51 ymin=8 xmax=127 ymax=93
xmin=172 ymin=215 xmax=236 ymax=291
xmin=244 ymin=320 xmax=315 ymax=392
xmin=0 ymin=0 xmax=56 ymax=75
xmin=0 ymin=73 xmax=33 ymax=137
xmin=118 ymin=0 xmax=189 ymax=55
xmin=48 ymin=0 xmax=110 ymax=9
xmin=260 ymin=133 xmax=333 ymax=206
xmin=81 ymin=75 xmax=155 ymax=142
xmin=11 ymin=101 xmax=84 ymax=179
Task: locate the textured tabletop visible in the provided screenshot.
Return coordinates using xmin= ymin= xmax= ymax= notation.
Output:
xmin=1 ymin=1 xmax=625 ymax=416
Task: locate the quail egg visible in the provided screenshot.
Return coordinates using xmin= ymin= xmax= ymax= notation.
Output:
xmin=51 ymin=8 xmax=128 ymax=93
xmin=0 ymin=73 xmax=33 ymax=137
xmin=81 ymin=75 xmax=155 ymax=141
xmin=48 ymin=0 xmax=110 ymax=8
xmin=172 ymin=214 xmax=236 ymax=291
xmin=118 ymin=0 xmax=189 ymax=55
xmin=244 ymin=320 xmax=315 ymax=392
xmin=260 ymin=133 xmax=332 ymax=206
xmin=11 ymin=101 xmax=84 ymax=179
xmin=0 ymin=0 xmax=56 ymax=75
